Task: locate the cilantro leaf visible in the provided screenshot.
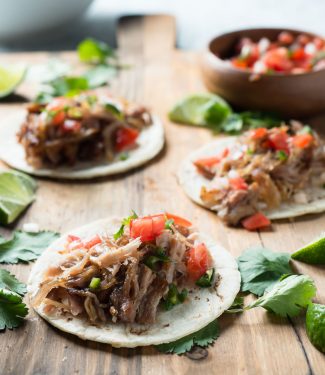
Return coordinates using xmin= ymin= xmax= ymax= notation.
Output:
xmin=0 ymin=230 xmax=59 ymax=264
xmin=0 ymin=270 xmax=26 ymax=296
xmin=237 ymin=247 xmax=292 ymax=296
xmin=113 ymin=211 xmax=138 ymax=240
xmin=165 ymin=219 xmax=174 ymax=230
xmin=246 ymin=274 xmax=316 ymax=318
xmin=77 ymin=38 xmax=115 ymax=65
xmin=0 ymin=289 xmax=28 ymax=330
xmin=155 ymin=320 xmax=220 ymax=355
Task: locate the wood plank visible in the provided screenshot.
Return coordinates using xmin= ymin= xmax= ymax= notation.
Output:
xmin=0 ymin=14 xmax=324 ymax=375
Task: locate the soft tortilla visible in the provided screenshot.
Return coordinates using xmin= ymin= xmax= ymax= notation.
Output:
xmin=178 ymin=138 xmax=325 ymax=220
xmin=0 ymin=108 xmax=164 ymax=179
xmin=28 ymin=217 xmax=240 ymax=347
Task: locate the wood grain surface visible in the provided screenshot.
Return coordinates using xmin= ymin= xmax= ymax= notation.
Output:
xmin=0 ymin=15 xmax=324 ymax=375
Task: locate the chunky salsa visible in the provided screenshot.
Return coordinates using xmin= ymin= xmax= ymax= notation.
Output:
xmin=229 ymin=31 xmax=325 ymax=74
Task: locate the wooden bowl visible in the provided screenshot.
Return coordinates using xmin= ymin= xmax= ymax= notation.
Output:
xmin=201 ymin=28 xmax=325 ymax=118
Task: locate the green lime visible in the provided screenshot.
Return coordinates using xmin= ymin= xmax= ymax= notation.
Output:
xmin=0 ymin=64 xmax=26 ymax=98
xmin=168 ymin=93 xmax=231 ymax=129
xmin=306 ymin=303 xmax=325 ymax=353
xmin=291 ymin=234 xmax=325 ymax=264
xmin=0 ymin=170 xmax=37 ymax=225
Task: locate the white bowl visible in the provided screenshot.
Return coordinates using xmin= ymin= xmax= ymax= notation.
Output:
xmin=0 ymin=0 xmax=94 ymax=42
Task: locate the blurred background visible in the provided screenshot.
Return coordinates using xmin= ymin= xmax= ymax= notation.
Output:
xmin=1 ymin=0 xmax=325 ymax=51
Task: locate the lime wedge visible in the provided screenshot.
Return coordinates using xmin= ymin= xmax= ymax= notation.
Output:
xmin=0 ymin=64 xmax=26 ymax=98
xmin=0 ymin=170 xmax=37 ymax=225
xmin=306 ymin=303 xmax=325 ymax=353
xmin=169 ymin=93 xmax=231 ymax=129
xmin=291 ymin=234 xmax=325 ymax=264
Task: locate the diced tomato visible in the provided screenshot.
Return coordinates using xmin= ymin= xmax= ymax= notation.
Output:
xmin=84 ymin=235 xmax=102 ymax=249
xmin=250 ymin=127 xmax=268 ymax=140
xmin=291 ymin=48 xmax=306 ymax=61
xmin=194 ymin=156 xmax=221 ymax=169
xmin=229 ymin=177 xmax=248 ymax=190
xmin=292 ymin=133 xmax=313 ymax=149
xmin=130 ymin=217 xmax=154 ymax=242
xmin=194 ymin=148 xmax=229 ymax=169
xmin=115 ymin=127 xmax=139 ymax=152
xmin=67 ymin=234 xmax=81 ymax=242
xmin=313 ymin=37 xmax=324 ymax=50
xmin=52 ymin=110 xmax=65 ymax=125
xmin=297 ymin=34 xmax=310 ymax=46
xmin=62 ymin=119 xmax=81 ymax=132
xmin=242 ymin=212 xmax=271 ymax=231
xmin=262 ymin=47 xmax=293 ymax=72
xmin=166 ymin=213 xmax=192 ymax=227
xmin=269 ymin=131 xmax=290 ymax=154
xmin=278 ymin=31 xmax=294 ymax=45
xmin=187 ymin=243 xmax=211 ymax=281
xmin=231 ymin=58 xmax=248 ymax=69
xmin=151 ymin=214 xmax=166 ymax=236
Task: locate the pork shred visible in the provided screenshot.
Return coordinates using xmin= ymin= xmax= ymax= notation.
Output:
xmin=198 ymin=122 xmax=325 ymax=225
xmin=33 ymin=224 xmax=195 ymax=326
xmin=17 ymin=93 xmax=153 ymax=168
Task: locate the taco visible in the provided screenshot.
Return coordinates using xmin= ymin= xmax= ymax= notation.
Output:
xmin=178 ymin=122 xmax=325 ymax=230
xmin=28 ymin=213 xmax=240 ymax=347
xmin=0 ymin=93 xmax=164 ymax=179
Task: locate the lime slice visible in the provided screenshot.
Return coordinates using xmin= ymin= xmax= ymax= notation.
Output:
xmin=0 ymin=170 xmax=37 ymax=225
xmin=168 ymin=93 xmax=231 ymax=129
xmin=306 ymin=303 xmax=325 ymax=353
xmin=0 ymin=64 xmax=26 ymax=98
xmin=291 ymin=234 xmax=325 ymax=264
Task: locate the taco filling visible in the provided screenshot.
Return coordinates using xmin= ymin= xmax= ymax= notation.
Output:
xmin=32 ymin=213 xmax=217 ymax=325
xmin=17 ymin=93 xmax=153 ymax=168
xmin=194 ymin=123 xmax=325 ymax=229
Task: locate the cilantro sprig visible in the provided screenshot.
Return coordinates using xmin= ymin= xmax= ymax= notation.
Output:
xmin=0 ymin=230 xmax=59 ymax=264
xmin=246 ymin=274 xmax=316 ymax=318
xmin=156 ymin=320 xmax=220 ymax=355
xmin=113 ymin=211 xmax=138 ymax=240
xmin=0 ymin=270 xmax=28 ymax=330
xmin=237 ymin=247 xmax=292 ymax=296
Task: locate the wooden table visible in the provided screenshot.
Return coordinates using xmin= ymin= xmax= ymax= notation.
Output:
xmin=0 ymin=15 xmax=324 ymax=375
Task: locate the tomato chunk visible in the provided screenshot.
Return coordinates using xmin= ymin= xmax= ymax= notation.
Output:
xmin=250 ymin=127 xmax=268 ymax=140
xmin=194 ymin=157 xmax=221 ymax=169
xmin=242 ymin=212 xmax=271 ymax=231
xmin=46 ymin=97 xmax=69 ymax=111
xmin=229 ymin=177 xmax=248 ymax=190
xmin=269 ymin=131 xmax=290 ymax=154
xmin=84 ymin=235 xmax=102 ymax=249
xmin=51 ymin=110 xmax=65 ymax=125
xmin=166 ymin=213 xmax=192 ymax=227
xmin=292 ymin=133 xmax=313 ymax=149
xmin=151 ymin=214 xmax=166 ymax=236
xmin=67 ymin=235 xmax=81 ymax=242
xmin=187 ymin=243 xmax=211 ymax=281
xmin=115 ymin=127 xmax=139 ymax=152
xmin=262 ymin=47 xmax=293 ymax=72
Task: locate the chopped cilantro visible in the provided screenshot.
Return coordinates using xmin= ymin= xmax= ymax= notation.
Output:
xmin=119 ymin=153 xmax=129 ymax=161
xmin=246 ymin=274 xmax=316 ymax=318
xmin=195 ymin=268 xmax=215 ymax=288
xmin=77 ymin=38 xmax=115 ymax=65
xmin=113 ymin=211 xmax=138 ymax=240
xmin=276 ymin=150 xmax=288 ymax=161
xmin=0 ymin=230 xmax=59 ymax=264
xmin=155 ymin=320 xmax=220 ymax=355
xmin=237 ymin=247 xmax=292 ymax=296
xmin=165 ymin=219 xmax=174 ymax=230
xmin=89 ymin=277 xmax=101 ymax=290
xmin=163 ymin=284 xmax=188 ymax=311
xmin=144 ymin=248 xmax=170 ymax=271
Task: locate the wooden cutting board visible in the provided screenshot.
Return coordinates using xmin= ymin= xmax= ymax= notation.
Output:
xmin=0 ymin=15 xmax=324 ymax=375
